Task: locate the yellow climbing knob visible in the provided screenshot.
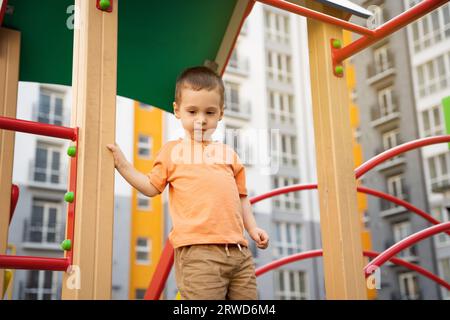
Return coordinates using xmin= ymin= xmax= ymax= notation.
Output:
xmin=64 ymin=191 xmax=74 ymax=203
xmin=61 ymin=239 xmax=72 ymax=251
xmin=99 ymin=0 xmax=111 ymax=11
xmin=67 ymin=146 xmax=77 ymax=157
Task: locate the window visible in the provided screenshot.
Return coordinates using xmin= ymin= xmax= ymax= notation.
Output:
xmin=416 ymin=53 xmax=450 ymax=98
xmin=264 ymin=10 xmax=290 ymax=44
xmin=275 ymin=270 xmax=308 ymax=300
xmin=224 ymin=82 xmax=246 ymax=115
xmin=387 ymin=174 xmax=406 ymax=199
xmin=274 ymin=222 xmax=302 ymax=256
xmin=378 ymin=86 xmax=397 ymax=116
xmin=422 ymin=105 xmax=444 ymax=137
xmin=406 ymin=2 xmax=450 ymax=53
xmin=24 ymin=270 xmax=58 ymax=300
xmin=28 ymin=200 xmax=63 ymax=244
xmin=393 ymin=221 xmax=417 ymax=259
xmin=382 ymin=129 xmax=400 ymax=151
xmin=266 ymin=51 xmax=292 ymax=84
xmin=37 ymin=89 xmax=64 ymax=126
xmin=137 ymin=135 xmax=152 ymax=159
xmin=33 ymin=143 xmax=62 ymax=185
xmin=280 ymin=134 xmax=298 ymax=167
xmin=399 ymin=272 xmax=420 ymax=300
xmin=137 ymin=192 xmax=151 ymax=211
xmin=427 ymin=153 xmax=450 ymax=192
xmin=272 ymin=176 xmax=301 ymax=213
xmin=373 ymin=45 xmax=391 ymax=74
xmin=136 ymin=237 xmax=151 ymax=264
xmin=135 ymin=289 xmax=146 ymax=300
xmin=439 ymin=258 xmax=450 ymax=299
xmin=268 ymin=91 xmax=295 ymax=125
xmin=432 ymin=207 xmax=450 ymax=246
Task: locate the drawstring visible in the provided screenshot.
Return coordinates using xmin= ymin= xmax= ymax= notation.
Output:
xmin=225 ymin=243 xmax=244 ymax=257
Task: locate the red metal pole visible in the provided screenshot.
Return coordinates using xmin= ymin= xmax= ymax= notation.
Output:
xmin=0 ymin=115 xmax=77 ymax=141
xmin=0 ymin=255 xmax=70 ymax=271
xmin=334 ymin=0 xmax=449 ymax=63
xmin=144 ymin=240 xmax=175 ymax=300
xmin=355 ymin=135 xmax=450 ymax=178
xmin=254 ymin=249 xmax=450 ymax=291
xmin=365 ymin=222 xmax=450 ymax=276
xmin=254 ymin=0 xmax=374 ymax=35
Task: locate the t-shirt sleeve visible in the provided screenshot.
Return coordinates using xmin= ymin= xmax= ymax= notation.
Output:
xmin=232 ymin=152 xmax=248 ymax=197
xmin=147 ymin=144 xmax=170 ymax=193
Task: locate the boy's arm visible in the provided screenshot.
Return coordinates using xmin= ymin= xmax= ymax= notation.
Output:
xmin=117 ymin=161 xmax=161 ymax=197
xmin=107 ymin=143 xmax=161 ymax=197
xmin=240 ymin=196 xmax=269 ymax=249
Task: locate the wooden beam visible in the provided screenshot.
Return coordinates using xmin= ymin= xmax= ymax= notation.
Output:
xmin=305 ymin=2 xmax=367 ymax=299
xmin=0 ymin=28 xmax=20 ymax=299
xmin=61 ymin=0 xmax=118 ymax=299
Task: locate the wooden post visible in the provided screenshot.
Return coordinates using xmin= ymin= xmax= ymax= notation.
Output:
xmin=61 ymin=0 xmax=118 ymax=299
xmin=0 ymin=28 xmax=20 ymax=299
xmin=305 ymin=2 xmax=367 ymax=299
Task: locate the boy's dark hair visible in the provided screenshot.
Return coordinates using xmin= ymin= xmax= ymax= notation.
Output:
xmin=175 ymin=66 xmax=225 ymax=107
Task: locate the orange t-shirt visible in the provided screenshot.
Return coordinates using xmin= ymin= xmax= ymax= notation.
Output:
xmin=147 ymin=137 xmax=249 ymax=248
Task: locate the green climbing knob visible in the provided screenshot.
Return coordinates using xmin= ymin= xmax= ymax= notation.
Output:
xmin=335 ymin=65 xmax=344 ymax=75
xmin=99 ymin=0 xmax=111 ymax=10
xmin=332 ymin=39 xmax=342 ymax=49
xmin=67 ymin=146 xmax=77 ymax=157
xmin=61 ymin=239 xmax=72 ymax=251
xmin=64 ymin=192 xmax=74 ymax=203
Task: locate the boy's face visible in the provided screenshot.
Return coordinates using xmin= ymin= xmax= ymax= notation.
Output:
xmin=173 ymin=87 xmax=224 ymax=142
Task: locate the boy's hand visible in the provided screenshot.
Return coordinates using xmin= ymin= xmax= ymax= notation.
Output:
xmin=249 ymin=227 xmax=269 ymax=249
xmin=106 ymin=143 xmax=128 ymax=170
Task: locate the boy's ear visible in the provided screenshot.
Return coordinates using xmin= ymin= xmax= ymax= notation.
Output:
xmin=173 ymin=102 xmax=180 ymax=119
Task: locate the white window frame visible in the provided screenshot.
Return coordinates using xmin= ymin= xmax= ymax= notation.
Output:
xmin=387 ymin=174 xmax=405 ymax=199
xmin=137 ymin=135 xmax=152 ymax=159
xmin=137 ymin=192 xmax=151 ymax=211
xmin=416 ymin=53 xmax=450 ymax=98
xmin=393 ymin=221 xmax=416 ymax=259
xmin=29 ymin=200 xmax=62 ymax=244
xmin=264 ymin=10 xmax=290 ymax=44
xmin=33 ymin=143 xmax=63 ymax=185
xmin=280 ymin=134 xmax=298 ymax=167
xmin=135 ymin=237 xmax=151 ymax=265
xmin=224 ymin=81 xmax=241 ymax=113
xmin=272 ymin=176 xmax=301 ymax=213
xmin=382 ymin=129 xmax=400 ymax=151
xmin=399 ymin=272 xmax=420 ymax=300
xmin=378 ymin=86 xmax=396 ymax=116
xmin=438 ymin=258 xmax=450 ymax=299
xmin=268 ymin=91 xmax=295 ymax=125
xmin=275 ymin=270 xmax=308 ymax=300
xmin=274 ymin=222 xmax=302 ymax=257
xmin=37 ymin=89 xmax=65 ymax=126
xmin=432 ymin=207 xmax=450 ymax=247
xmin=421 ymin=105 xmax=444 ymax=137
xmin=24 ymin=270 xmax=58 ymax=300
xmin=427 ymin=153 xmax=450 ymax=192
xmin=267 ymin=51 xmax=292 ymax=84
xmin=374 ymin=45 xmax=390 ymax=74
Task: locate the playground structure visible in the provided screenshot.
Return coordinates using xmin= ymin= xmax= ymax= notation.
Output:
xmin=0 ymin=0 xmax=449 ymax=300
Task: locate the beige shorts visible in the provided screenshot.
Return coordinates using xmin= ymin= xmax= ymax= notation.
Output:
xmin=174 ymin=243 xmax=258 ymax=300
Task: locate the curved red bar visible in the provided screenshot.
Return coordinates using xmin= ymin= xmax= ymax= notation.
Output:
xmin=365 ymin=222 xmax=450 ymax=276
xmin=255 ymin=249 xmax=450 ymax=291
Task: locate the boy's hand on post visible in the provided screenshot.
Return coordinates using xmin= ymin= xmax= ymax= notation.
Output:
xmin=106 ymin=143 xmax=128 ymax=170
xmin=249 ymin=227 xmax=269 ymax=249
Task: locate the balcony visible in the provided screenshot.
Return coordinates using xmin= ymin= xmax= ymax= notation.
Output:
xmin=366 ymin=54 xmax=396 ymax=86
xmin=370 ymin=103 xmax=400 ymax=129
xmin=224 ymin=101 xmax=251 ymax=120
xmin=22 ymin=219 xmax=66 ymax=250
xmin=226 ymin=56 xmax=250 ymax=77
xmin=379 ymin=190 xmax=409 ymax=217
xmin=28 ymin=160 xmax=67 ymax=190
xmin=374 ymin=148 xmax=406 ymax=172
xmin=431 ymin=176 xmax=450 ymax=193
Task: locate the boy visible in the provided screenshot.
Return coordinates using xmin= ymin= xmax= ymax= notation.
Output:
xmin=107 ymin=66 xmax=269 ymax=300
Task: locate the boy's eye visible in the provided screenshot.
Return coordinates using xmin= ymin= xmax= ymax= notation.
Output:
xmin=207 ymin=112 xmax=215 ymax=115
xmin=189 ymin=111 xmax=196 ymax=114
